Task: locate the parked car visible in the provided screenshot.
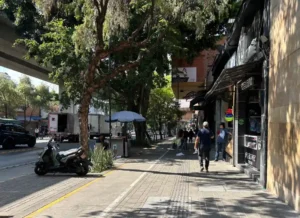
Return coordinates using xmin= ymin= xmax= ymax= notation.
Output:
xmin=0 ymin=123 xmax=36 ymax=149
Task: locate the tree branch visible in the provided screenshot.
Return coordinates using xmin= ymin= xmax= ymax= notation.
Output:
xmin=93 ymin=32 xmax=165 ymax=90
xmin=90 ymin=1 xmax=157 ymax=71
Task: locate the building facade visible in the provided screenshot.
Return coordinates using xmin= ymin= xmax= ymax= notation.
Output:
xmin=171 ymin=39 xmax=225 ymax=128
xmin=267 ymin=0 xmax=300 ymax=211
xmin=204 ymin=0 xmax=300 ymax=212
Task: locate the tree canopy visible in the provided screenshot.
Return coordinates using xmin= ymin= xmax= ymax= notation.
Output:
xmin=0 ymin=0 xmax=238 ymax=151
xmin=0 ymin=74 xmax=55 ymax=122
xmin=147 ymin=75 xmax=184 ymax=138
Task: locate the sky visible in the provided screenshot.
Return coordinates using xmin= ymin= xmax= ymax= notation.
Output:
xmin=0 ymin=66 xmax=190 ymax=108
xmin=0 ymin=66 xmax=59 ymax=93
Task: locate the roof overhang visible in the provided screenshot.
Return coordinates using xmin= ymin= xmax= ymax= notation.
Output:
xmin=189 ymin=90 xmax=207 ymax=109
xmin=205 ymin=59 xmax=263 ymax=99
xmin=171 ymin=81 xmax=205 ymax=99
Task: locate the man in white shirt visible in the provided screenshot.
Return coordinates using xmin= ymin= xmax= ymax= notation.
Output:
xmin=35 ymin=127 xmax=39 ymax=139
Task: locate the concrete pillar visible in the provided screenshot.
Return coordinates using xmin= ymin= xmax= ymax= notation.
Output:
xmin=233 ymin=86 xmax=239 ymax=167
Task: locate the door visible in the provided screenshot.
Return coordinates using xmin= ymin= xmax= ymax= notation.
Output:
xmin=0 ymin=125 xmax=13 ymax=144
xmin=12 ymin=125 xmax=28 ymax=144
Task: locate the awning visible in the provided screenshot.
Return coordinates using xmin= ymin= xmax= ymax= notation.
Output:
xmin=205 ymin=59 xmax=263 ymax=99
xmin=16 ymin=116 xmax=42 ymax=121
xmin=190 ymin=90 xmax=207 ymax=109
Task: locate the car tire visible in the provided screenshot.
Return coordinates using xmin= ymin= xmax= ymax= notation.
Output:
xmin=28 ymin=138 xmax=36 ymax=148
xmin=2 ymin=138 xmax=15 ymax=149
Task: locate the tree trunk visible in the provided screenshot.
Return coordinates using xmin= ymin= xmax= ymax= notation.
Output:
xmin=78 ymin=90 xmax=93 ymax=156
xmin=135 ymin=85 xmax=151 ymax=146
xmin=134 ymin=122 xmax=148 ymax=146
xmin=4 ymin=104 xmax=8 ymax=118
xmin=158 ymin=120 xmax=163 ymax=140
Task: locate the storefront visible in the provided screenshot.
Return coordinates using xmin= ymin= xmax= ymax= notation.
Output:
xmin=238 ymin=76 xmax=263 ymax=170
xmin=206 ymin=59 xmax=264 ymax=168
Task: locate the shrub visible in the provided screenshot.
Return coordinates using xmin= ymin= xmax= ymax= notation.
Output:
xmin=90 ymin=147 xmax=114 ymax=173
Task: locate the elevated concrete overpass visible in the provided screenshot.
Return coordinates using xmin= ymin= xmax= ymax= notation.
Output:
xmin=0 ymin=13 xmax=51 ymax=82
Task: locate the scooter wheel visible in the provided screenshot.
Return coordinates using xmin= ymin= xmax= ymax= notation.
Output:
xmin=34 ymin=164 xmax=47 ymax=176
xmin=76 ymin=165 xmax=89 ymax=176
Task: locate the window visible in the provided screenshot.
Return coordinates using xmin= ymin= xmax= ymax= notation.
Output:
xmin=13 ymin=125 xmax=26 ymax=133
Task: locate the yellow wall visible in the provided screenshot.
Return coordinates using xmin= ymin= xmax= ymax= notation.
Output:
xmin=268 ymin=0 xmax=300 ymax=211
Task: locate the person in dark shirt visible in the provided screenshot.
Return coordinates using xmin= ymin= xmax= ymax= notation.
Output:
xmin=194 ymin=121 xmax=214 ymax=172
xmin=182 ymin=129 xmax=188 ymax=150
xmin=188 ymin=129 xmax=194 ymax=143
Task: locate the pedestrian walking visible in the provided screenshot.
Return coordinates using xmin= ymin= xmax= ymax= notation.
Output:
xmin=175 ymin=129 xmax=185 ymax=156
xmin=35 ymin=127 xmax=39 ymax=139
xmin=215 ymin=122 xmax=231 ymax=161
xmin=182 ymin=128 xmax=188 ymax=150
xmin=194 ymin=121 xmax=214 ymax=173
xmin=188 ymin=129 xmax=194 ymax=143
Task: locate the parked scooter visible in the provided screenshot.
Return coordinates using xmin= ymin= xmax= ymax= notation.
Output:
xmin=34 ymin=138 xmax=93 ymax=176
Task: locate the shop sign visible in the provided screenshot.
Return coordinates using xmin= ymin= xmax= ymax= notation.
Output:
xmin=245 ymin=152 xmax=256 ymax=166
xmin=225 ymin=108 xmax=233 ymax=122
xmin=241 ymin=77 xmax=254 ymax=90
xmin=244 ymin=135 xmax=258 ymax=150
xmin=238 ymin=119 xmax=244 ymax=125
xmin=225 ymin=114 xmax=233 ymax=122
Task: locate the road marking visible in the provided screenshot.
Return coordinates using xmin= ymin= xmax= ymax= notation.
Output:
xmin=24 ymin=164 xmax=126 ymax=218
xmin=98 ymin=149 xmax=169 ymax=217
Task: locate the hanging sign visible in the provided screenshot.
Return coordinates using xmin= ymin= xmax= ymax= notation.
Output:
xmin=225 ymin=108 xmax=233 ymax=122
xmin=241 ymin=77 xmax=254 ymax=90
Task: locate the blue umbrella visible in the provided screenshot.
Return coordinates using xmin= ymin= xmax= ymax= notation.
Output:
xmin=105 ymin=111 xmax=146 ymax=123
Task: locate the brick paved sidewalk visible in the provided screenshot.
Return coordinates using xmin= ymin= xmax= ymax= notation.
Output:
xmin=29 ymin=142 xmax=299 ymax=218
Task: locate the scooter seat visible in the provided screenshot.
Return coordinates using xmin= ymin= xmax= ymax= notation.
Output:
xmin=59 ymin=149 xmax=78 ymax=157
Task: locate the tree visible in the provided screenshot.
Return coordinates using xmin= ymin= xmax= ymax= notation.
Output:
xmin=1 ymin=0 xmax=233 ymax=154
xmin=0 ymin=74 xmax=21 ymax=118
xmin=34 ymin=84 xmax=55 ymax=111
xmin=147 ymin=75 xmax=185 ymax=139
xmin=17 ymin=76 xmax=53 ymax=126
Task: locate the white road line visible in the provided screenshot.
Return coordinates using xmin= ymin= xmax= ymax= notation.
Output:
xmin=98 ymin=149 xmax=169 ymax=217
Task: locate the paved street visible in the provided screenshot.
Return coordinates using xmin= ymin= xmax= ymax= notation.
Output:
xmin=0 ymin=140 xmax=299 ymax=218
xmin=0 ymin=139 xmax=81 ymax=183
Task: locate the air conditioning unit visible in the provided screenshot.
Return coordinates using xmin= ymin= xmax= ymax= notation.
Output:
xmin=242 ymin=38 xmax=258 ymax=64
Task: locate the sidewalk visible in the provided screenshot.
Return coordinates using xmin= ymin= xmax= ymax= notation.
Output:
xmin=14 ymin=142 xmax=300 ymax=217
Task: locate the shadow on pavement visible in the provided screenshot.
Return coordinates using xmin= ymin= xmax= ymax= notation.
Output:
xmin=81 ymin=192 xmax=299 ymax=218
xmin=0 ymin=173 xmax=102 ymax=210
